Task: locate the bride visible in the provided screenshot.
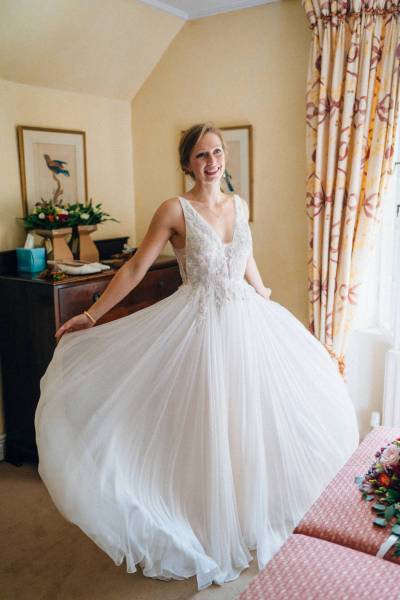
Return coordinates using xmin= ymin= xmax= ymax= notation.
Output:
xmin=35 ymin=123 xmax=359 ymax=591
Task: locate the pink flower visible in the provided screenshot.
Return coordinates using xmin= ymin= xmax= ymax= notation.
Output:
xmin=380 ymin=445 xmax=400 ymax=468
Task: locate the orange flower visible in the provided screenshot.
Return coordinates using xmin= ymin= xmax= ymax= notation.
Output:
xmin=378 ymin=473 xmax=391 ymax=488
xmin=48 ymin=214 xmax=55 ymax=222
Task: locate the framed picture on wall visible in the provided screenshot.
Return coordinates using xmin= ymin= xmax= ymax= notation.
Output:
xmin=17 ymin=126 xmax=88 ymax=215
xmin=183 ymin=124 xmax=253 ymax=221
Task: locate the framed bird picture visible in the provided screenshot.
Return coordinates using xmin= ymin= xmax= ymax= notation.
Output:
xmin=17 ymin=126 xmax=88 ymax=215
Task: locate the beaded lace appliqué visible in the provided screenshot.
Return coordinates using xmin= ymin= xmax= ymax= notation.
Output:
xmin=173 ymin=195 xmax=254 ymax=325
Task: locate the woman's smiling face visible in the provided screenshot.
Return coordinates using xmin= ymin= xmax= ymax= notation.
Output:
xmin=187 ymin=132 xmax=225 ymax=183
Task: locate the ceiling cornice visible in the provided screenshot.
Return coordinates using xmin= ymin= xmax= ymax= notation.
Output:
xmin=137 ymin=0 xmax=188 ymax=19
xmin=138 ymin=0 xmax=279 ymax=20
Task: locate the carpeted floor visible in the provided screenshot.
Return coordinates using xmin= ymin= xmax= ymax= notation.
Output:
xmin=0 ymin=462 xmax=258 ymax=600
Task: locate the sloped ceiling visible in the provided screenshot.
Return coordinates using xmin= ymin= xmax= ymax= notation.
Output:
xmin=0 ymin=0 xmax=185 ymax=100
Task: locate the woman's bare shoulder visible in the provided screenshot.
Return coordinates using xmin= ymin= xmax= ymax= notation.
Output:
xmin=152 ymin=197 xmax=183 ymax=226
xmin=162 ymin=196 xmax=182 ymax=208
xmin=159 ymin=196 xmax=182 ymax=213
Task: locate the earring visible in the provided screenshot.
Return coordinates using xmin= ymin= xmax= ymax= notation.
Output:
xmin=223 ymin=169 xmax=234 ymax=192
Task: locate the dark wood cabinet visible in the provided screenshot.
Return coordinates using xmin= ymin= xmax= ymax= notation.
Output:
xmin=0 ymin=255 xmax=181 ymax=465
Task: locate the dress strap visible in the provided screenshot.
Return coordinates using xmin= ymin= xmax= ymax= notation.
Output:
xmin=178 ymin=195 xmax=197 ymax=243
xmin=234 ymin=194 xmax=243 ymax=222
xmin=178 ymin=196 xmax=192 ymax=222
xmin=178 ymin=196 xmax=190 ymax=222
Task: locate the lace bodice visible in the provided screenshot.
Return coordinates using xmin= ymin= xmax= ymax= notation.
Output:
xmin=172 ymin=194 xmax=254 ymax=321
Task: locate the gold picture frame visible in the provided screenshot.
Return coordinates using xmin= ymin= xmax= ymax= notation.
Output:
xmin=17 ymin=125 xmax=88 ymax=216
xmin=182 ymin=124 xmax=254 ymax=222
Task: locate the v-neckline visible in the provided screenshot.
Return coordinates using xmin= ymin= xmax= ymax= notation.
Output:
xmin=180 ymin=195 xmax=237 ymax=246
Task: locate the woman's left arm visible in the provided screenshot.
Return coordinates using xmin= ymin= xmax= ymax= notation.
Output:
xmin=245 ymin=254 xmax=271 ymax=300
xmin=240 ymin=197 xmax=271 ymax=300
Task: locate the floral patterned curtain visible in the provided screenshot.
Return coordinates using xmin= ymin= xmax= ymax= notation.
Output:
xmin=303 ymin=0 xmax=400 ymax=373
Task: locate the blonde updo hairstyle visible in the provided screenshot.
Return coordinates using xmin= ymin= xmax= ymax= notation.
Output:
xmin=179 ymin=123 xmax=227 ymax=180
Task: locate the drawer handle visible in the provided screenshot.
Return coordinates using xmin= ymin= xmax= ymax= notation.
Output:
xmin=93 ymin=291 xmax=102 ymax=302
xmin=158 ymin=280 xmax=165 ymax=288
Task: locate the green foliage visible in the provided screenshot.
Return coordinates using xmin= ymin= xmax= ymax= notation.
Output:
xmin=67 ymin=199 xmax=119 ymax=226
xmin=372 ymin=503 xmax=387 ymax=512
xmin=385 ymin=505 xmax=396 ymax=521
xmin=20 ymin=198 xmax=118 ymax=230
xmin=373 ymin=517 xmax=388 ymax=527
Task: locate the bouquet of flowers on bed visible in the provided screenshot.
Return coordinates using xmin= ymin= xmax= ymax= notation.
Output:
xmin=356 ymin=438 xmax=400 ymax=557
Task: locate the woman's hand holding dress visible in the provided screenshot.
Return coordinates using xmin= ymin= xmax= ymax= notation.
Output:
xmin=55 ymin=313 xmax=95 ymax=341
xmin=257 ymin=286 xmax=272 ymax=300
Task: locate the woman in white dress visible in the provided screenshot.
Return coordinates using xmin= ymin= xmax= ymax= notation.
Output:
xmin=35 ymin=123 xmax=359 ymax=591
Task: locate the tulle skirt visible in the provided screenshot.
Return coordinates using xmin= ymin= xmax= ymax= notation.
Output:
xmin=35 ymin=281 xmax=359 ymax=590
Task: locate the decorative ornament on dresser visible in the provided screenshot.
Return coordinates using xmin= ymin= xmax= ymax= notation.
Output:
xmin=21 ymin=199 xmax=74 ymax=261
xmin=67 ymin=200 xmax=119 ymax=262
xmin=20 ymin=199 xmax=118 ymax=263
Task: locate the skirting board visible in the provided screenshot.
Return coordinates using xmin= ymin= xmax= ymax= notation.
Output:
xmin=0 ymin=434 xmax=5 ymax=461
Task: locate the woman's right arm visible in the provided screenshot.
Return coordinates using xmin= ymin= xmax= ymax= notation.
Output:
xmin=55 ymin=199 xmax=179 ymax=340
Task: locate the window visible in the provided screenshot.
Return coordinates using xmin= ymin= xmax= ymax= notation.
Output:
xmin=346 ymin=136 xmax=400 ymax=434
xmin=352 ymin=153 xmax=399 ymax=339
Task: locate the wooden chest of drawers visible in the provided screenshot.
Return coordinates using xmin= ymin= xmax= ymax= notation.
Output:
xmin=57 ymin=264 xmax=181 ymax=325
xmin=0 ymin=255 xmax=181 ymax=464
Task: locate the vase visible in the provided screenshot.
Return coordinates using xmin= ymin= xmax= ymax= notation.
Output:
xmin=35 ymin=228 xmax=74 ymax=262
xmin=78 ymin=224 xmax=99 ymax=262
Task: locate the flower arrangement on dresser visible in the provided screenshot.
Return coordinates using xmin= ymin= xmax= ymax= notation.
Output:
xmin=22 ymin=199 xmax=72 ymax=230
xmin=21 ymin=198 xmax=118 ymax=263
xmin=66 ymin=200 xmax=118 ymax=262
xmin=67 ymin=200 xmax=117 ymax=227
xmin=21 ymin=199 xmax=75 ymax=262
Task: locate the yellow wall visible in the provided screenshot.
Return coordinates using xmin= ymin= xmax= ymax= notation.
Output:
xmin=132 ymin=0 xmax=310 ymax=324
xmin=0 ymin=78 xmax=136 ymax=434
xmin=0 ymin=78 xmax=135 ymax=250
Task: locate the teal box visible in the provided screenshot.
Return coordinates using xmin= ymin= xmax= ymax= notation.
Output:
xmin=16 ymin=247 xmax=46 ymax=273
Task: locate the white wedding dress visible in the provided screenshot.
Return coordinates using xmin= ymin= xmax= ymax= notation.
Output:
xmin=35 ymin=194 xmax=359 ymax=590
